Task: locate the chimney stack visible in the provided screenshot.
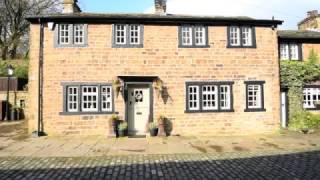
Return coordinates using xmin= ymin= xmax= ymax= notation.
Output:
xmin=63 ymin=0 xmax=81 ymax=14
xmin=155 ymin=0 xmax=167 ymax=15
xmin=307 ymin=10 xmax=318 ymax=18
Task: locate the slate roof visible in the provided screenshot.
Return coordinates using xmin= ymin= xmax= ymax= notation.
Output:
xmin=278 ymin=30 xmax=320 ymax=39
xmin=26 ymin=13 xmax=282 ymax=26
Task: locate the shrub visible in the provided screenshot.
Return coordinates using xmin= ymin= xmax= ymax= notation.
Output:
xmin=289 ymin=110 xmax=320 ymax=131
xmin=149 ymin=122 xmax=158 ymax=130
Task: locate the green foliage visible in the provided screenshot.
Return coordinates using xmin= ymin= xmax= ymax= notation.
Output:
xmin=0 ymin=60 xmax=29 ymax=79
xmin=289 ymin=111 xmax=320 ymax=131
xmin=118 ymin=122 xmax=128 ymax=131
xmin=280 ymin=50 xmax=320 ymax=130
xmin=149 ymin=122 xmax=158 ymax=130
xmin=308 ymin=49 xmax=319 ymax=64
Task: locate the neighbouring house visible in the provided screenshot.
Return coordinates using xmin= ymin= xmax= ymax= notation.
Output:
xmin=0 ymin=77 xmax=28 ymax=121
xmin=278 ymin=10 xmax=320 ymax=127
xmin=26 ymin=0 xmax=283 ymax=136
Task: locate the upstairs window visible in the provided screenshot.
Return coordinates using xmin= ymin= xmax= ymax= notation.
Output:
xmin=245 ymin=81 xmax=266 ymax=112
xmin=228 ymin=26 xmax=256 ymax=48
xmin=113 ymin=24 xmax=143 ymax=48
xmin=55 ymin=24 xmax=88 ymax=47
xmin=186 ymin=82 xmax=234 ymax=112
xmin=303 ymin=87 xmax=320 ymax=110
xmin=179 ymin=25 xmax=209 ymax=47
xmin=279 ymin=43 xmax=302 ymax=60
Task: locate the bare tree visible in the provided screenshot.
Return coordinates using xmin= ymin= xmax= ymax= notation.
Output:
xmin=0 ymin=0 xmax=61 ymax=60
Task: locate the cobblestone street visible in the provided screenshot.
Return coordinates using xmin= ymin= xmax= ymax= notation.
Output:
xmin=0 ymin=150 xmax=320 ymax=180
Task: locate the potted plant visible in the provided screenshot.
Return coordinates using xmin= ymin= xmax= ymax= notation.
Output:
xmin=110 ymin=114 xmax=120 ymax=136
xmin=10 ymin=105 xmax=20 ymax=121
xmin=118 ymin=122 xmax=128 ymax=137
xmin=113 ymin=79 xmax=122 ymax=96
xmin=149 ymin=122 xmax=159 ymax=137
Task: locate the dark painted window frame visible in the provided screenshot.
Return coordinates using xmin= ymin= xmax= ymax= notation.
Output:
xmin=303 ymin=85 xmax=320 ymax=111
xmin=244 ymin=81 xmax=266 ymax=112
xmin=112 ymin=24 xmax=144 ymax=48
xmin=227 ymin=26 xmax=256 ymax=48
xmin=185 ymin=81 xmax=234 ymax=113
xmin=178 ymin=25 xmax=210 ymax=48
xmin=279 ymin=42 xmax=303 ymax=61
xmin=60 ymin=82 xmax=114 ymax=115
xmin=54 ymin=24 xmax=88 ymax=48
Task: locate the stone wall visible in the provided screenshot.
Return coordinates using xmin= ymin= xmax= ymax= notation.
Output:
xmin=28 ymin=23 xmax=281 ymax=136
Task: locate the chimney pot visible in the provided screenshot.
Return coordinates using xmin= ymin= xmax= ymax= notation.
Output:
xmin=63 ymin=0 xmax=81 ymax=14
xmin=307 ymin=10 xmax=318 ymax=18
xmin=155 ymin=0 xmax=167 ymax=15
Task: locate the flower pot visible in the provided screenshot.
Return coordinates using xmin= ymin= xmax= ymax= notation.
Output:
xmin=150 ymin=128 xmax=158 ymax=137
xmin=10 ymin=109 xmax=17 ymax=121
xmin=301 ymin=129 xmax=309 ymax=134
xmin=118 ymin=130 xmax=126 ymax=137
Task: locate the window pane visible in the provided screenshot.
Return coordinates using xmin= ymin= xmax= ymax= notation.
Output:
xmin=247 ymin=85 xmax=262 ymax=109
xmin=290 ymin=44 xmax=299 ymax=60
xmin=181 ymin=26 xmax=193 ymax=46
xmin=230 ymin=26 xmax=240 ymax=46
xmin=280 ymin=44 xmax=289 ymax=60
xmin=67 ymin=86 xmax=79 ymax=112
xmin=195 ymin=26 xmax=206 ymax=46
xmin=188 ymin=86 xmax=199 ymax=110
xmin=129 ymin=25 xmax=140 ymax=44
xmin=220 ymin=85 xmax=231 ymax=110
xmin=59 ymin=24 xmax=70 ymax=44
xmin=74 ymin=24 xmax=84 ymax=44
xmin=303 ymin=88 xmax=320 ymax=109
xmin=202 ymin=85 xmax=218 ymax=110
xmin=81 ymin=86 xmax=99 ymax=112
xmin=101 ymin=86 xmax=113 ymax=112
xmin=115 ymin=25 xmax=126 ymax=44
xmin=242 ymin=27 xmax=252 ymax=46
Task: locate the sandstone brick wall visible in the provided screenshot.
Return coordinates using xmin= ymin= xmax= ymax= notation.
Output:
xmin=302 ymin=43 xmax=320 ymax=61
xmin=298 ymin=17 xmax=320 ymax=30
xmin=28 ymin=23 xmax=281 ymax=136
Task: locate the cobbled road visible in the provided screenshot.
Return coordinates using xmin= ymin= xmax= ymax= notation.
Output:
xmin=0 ymin=151 xmax=320 ymax=180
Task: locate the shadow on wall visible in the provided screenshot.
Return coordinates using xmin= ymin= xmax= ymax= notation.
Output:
xmin=0 ymin=151 xmax=319 ymax=179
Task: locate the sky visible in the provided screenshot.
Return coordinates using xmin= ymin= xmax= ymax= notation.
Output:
xmin=79 ymin=0 xmax=320 ymax=30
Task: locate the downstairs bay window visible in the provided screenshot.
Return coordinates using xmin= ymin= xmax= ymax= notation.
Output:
xmin=303 ymin=87 xmax=320 ymax=110
xmin=186 ymin=82 xmax=234 ymax=113
xmin=61 ymin=83 xmax=114 ymax=115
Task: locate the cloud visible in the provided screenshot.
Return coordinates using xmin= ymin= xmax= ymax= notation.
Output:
xmin=146 ymin=0 xmax=320 ymax=29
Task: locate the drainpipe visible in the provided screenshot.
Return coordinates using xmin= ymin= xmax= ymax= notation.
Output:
xmin=33 ymin=19 xmax=45 ymax=137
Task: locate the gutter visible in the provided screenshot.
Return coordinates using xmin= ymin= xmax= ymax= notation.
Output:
xmin=32 ymin=19 xmax=46 ymax=137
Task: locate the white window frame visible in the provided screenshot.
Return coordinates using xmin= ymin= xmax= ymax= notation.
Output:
xmin=186 ymin=82 xmax=233 ymax=112
xmin=280 ymin=44 xmax=289 ymax=60
xmin=67 ymin=86 xmax=79 ymax=112
xmin=202 ymin=85 xmax=218 ymax=110
xmin=303 ymin=88 xmax=320 ymax=109
xmin=59 ymin=24 xmax=70 ymax=45
xmin=242 ymin=27 xmax=252 ymax=46
xmin=188 ymin=86 xmax=200 ymax=110
xmin=247 ymin=85 xmax=262 ymax=109
xmin=290 ymin=43 xmax=299 ymax=60
xmin=229 ymin=26 xmax=241 ymax=46
xmin=81 ymin=86 xmax=99 ymax=112
xmin=129 ymin=25 xmax=140 ymax=45
xmin=101 ymin=86 xmax=113 ymax=112
xmin=115 ymin=24 xmax=127 ymax=45
xmin=181 ymin=26 xmax=193 ymax=46
xmin=220 ymin=85 xmax=231 ymax=110
xmin=74 ymin=24 xmax=85 ymax=45
xmin=195 ymin=26 xmax=206 ymax=46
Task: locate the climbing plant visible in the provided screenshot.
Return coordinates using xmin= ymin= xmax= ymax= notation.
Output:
xmin=280 ymin=49 xmax=320 ymax=131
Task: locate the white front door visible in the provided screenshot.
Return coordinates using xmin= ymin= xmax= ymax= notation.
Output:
xmin=280 ymin=92 xmax=287 ymax=128
xmin=128 ymin=86 xmax=150 ymax=136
